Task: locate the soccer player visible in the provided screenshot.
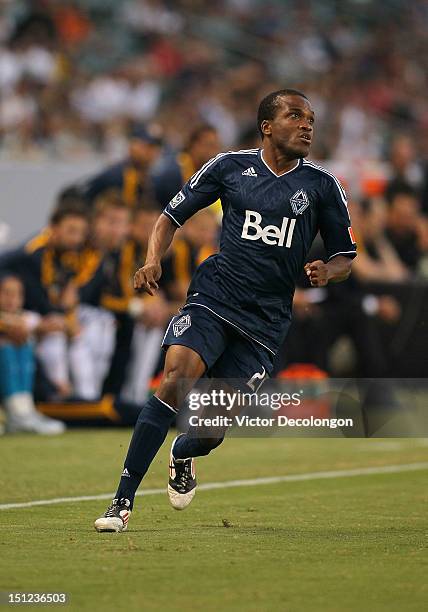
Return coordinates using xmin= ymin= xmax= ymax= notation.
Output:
xmin=75 ymin=126 xmax=163 ymax=209
xmin=153 ymin=125 xmax=221 ymax=208
xmin=94 ymin=89 xmax=357 ymax=532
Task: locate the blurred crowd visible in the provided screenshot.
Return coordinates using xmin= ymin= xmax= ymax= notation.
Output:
xmin=1 ymin=0 xmax=428 ymax=433
xmin=1 ymin=1 xmax=428 ymax=177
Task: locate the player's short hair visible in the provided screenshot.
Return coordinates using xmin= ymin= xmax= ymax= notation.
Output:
xmin=49 ymin=187 xmax=88 ymax=225
xmin=186 ymin=124 xmax=217 ymax=150
xmin=132 ymin=201 xmax=160 ymax=219
xmin=49 ymin=199 xmax=88 ymax=226
xmin=257 ymin=89 xmax=309 ymax=138
xmin=0 ymin=272 xmax=23 ymax=291
xmin=385 ymin=180 xmax=418 ymax=205
xmin=92 ymin=189 xmax=130 ymax=218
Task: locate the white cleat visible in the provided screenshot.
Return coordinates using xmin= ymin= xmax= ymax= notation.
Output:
xmin=7 ymin=410 xmax=66 ymax=435
xmin=4 ymin=393 xmax=65 ymax=435
xmin=94 ymin=498 xmax=131 ymax=532
xmin=168 ymin=435 xmax=196 ymax=510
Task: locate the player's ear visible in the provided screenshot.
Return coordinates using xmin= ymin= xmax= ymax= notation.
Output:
xmin=261 ymin=120 xmax=272 ymax=138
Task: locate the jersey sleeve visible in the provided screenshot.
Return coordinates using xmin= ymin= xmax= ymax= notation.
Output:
xmin=317 ymin=176 xmax=357 ymax=261
xmin=163 ymin=154 xmax=223 ymax=227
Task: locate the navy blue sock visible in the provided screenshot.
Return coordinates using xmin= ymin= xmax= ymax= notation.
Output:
xmin=173 ymin=429 xmax=224 ymax=460
xmin=115 ymin=395 xmax=177 ymax=508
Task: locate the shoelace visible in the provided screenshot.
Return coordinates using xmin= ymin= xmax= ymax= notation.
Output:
xmin=104 ymin=501 xmax=119 ymax=517
xmin=176 ymin=464 xmax=192 ymax=492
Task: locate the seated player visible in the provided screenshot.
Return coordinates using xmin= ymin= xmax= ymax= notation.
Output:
xmin=75 ymin=126 xmax=163 ymax=209
xmin=0 ymin=274 xmax=65 ymax=434
xmin=164 ymin=208 xmax=219 ymax=304
xmin=0 ymin=198 xmax=102 ymax=398
xmin=84 ymin=190 xmax=138 ymax=396
xmin=120 ymin=204 xmax=176 ymax=404
xmin=153 ymin=125 xmax=221 ymax=209
xmin=94 ymin=89 xmax=356 ymax=532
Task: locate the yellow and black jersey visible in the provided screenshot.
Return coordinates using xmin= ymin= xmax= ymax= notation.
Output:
xmin=97 ymin=239 xmax=184 ymax=313
xmin=153 ymin=152 xmax=222 ymax=216
xmin=99 ymin=242 xmax=135 ymax=313
xmin=161 ymin=237 xmax=217 ymax=302
xmin=77 ymin=160 xmax=158 ymax=209
xmin=0 ymin=231 xmax=101 ymax=314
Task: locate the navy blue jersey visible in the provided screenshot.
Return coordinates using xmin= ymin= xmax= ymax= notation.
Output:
xmin=163 ymin=148 xmax=356 ymax=355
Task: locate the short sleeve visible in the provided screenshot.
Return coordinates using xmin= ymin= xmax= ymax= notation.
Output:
xmin=317 ymin=176 xmax=357 ymax=261
xmin=163 ymin=154 xmax=224 ymax=227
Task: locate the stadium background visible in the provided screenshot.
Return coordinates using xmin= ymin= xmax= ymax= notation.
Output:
xmin=1 ymin=3 xmax=428 ymax=611
xmin=1 ymin=0 xmax=428 ymax=429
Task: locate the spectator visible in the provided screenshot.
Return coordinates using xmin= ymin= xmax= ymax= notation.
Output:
xmin=387 ymin=135 xmax=424 ymax=194
xmin=352 ymin=197 xmax=410 ymax=283
xmin=385 ymin=187 xmax=428 ymax=272
xmin=0 ymin=273 xmax=65 ymax=434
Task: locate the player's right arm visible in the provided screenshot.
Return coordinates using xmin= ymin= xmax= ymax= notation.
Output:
xmin=134 ymin=214 xmax=176 ymax=295
xmin=134 ymin=153 xmax=224 ymax=295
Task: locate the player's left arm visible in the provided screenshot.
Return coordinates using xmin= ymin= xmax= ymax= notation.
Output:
xmin=308 ymin=175 xmax=357 ymax=287
xmin=304 ymin=255 xmax=352 ymax=287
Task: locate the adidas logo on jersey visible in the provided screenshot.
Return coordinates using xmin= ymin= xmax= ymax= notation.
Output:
xmin=242 ymin=167 xmax=258 ymax=177
xmin=241 ymin=210 xmax=296 ymax=248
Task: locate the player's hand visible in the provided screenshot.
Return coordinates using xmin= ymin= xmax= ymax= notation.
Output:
xmin=134 ymin=263 xmax=162 ymax=296
xmin=304 ymin=260 xmax=329 ymax=287
xmin=60 ymin=282 xmax=79 ymax=310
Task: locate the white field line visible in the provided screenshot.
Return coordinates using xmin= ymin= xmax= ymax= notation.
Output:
xmin=1 ymin=462 xmax=428 ymax=511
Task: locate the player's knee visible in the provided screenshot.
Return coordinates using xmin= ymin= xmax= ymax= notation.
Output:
xmin=157 ymin=364 xmax=188 ymax=407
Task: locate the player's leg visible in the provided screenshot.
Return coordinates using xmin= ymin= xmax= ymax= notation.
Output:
xmin=168 ymin=378 xmax=230 ymax=510
xmin=160 ymin=306 xmax=230 ymax=510
xmin=169 ymin=330 xmax=273 ymax=509
xmin=94 ymin=344 xmax=206 ymax=532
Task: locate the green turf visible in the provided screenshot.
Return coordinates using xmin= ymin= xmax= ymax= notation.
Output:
xmin=0 ymin=432 xmax=427 ymax=611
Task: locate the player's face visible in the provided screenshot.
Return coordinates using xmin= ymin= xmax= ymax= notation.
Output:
xmin=191 ymin=131 xmax=221 ymax=167
xmin=0 ymin=277 xmax=24 ymax=313
xmin=264 ymin=95 xmax=314 ymax=158
xmin=389 ymin=194 xmax=420 ymax=231
xmin=132 ymin=210 xmax=158 ymax=245
xmin=52 ymin=216 xmax=88 ymax=251
xmin=129 ymin=140 xmax=161 ymax=168
xmin=93 ymin=207 xmax=131 ymax=250
xmin=183 ymin=211 xmax=218 ymax=249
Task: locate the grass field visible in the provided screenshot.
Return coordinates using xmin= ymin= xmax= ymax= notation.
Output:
xmin=0 ymin=431 xmax=427 ymax=611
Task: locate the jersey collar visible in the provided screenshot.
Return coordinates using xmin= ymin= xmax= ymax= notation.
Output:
xmin=259 ymin=149 xmax=301 ymax=178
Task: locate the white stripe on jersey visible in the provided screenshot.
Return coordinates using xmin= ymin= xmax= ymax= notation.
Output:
xmin=302 ymin=160 xmax=347 ymax=201
xmin=328 ymin=250 xmax=357 ymax=261
xmin=302 ymin=160 xmax=349 ymax=216
xmin=190 ymin=149 xmax=259 ymax=188
xmin=163 ymin=209 xmax=182 ymax=227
